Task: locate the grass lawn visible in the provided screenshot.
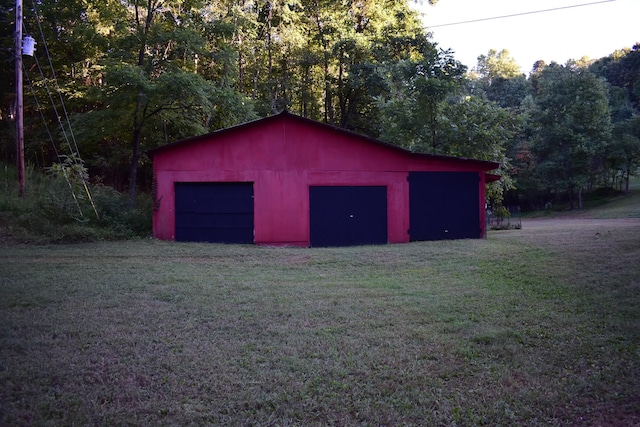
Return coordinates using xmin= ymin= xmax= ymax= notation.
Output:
xmin=1 ymin=216 xmax=640 ymax=425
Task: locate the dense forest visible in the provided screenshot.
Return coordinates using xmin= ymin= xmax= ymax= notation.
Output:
xmin=1 ymin=0 xmax=639 ymax=211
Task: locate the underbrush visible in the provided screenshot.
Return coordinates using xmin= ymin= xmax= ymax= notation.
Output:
xmin=514 ymin=175 xmax=640 ymax=216
xmin=0 ymin=164 xmax=151 ymax=243
xmin=520 ymin=186 xmax=640 ymax=219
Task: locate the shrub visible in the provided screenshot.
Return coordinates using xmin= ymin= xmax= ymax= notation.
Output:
xmin=90 ymin=186 xmax=152 ymax=238
xmin=0 ymin=163 xmax=152 ymax=242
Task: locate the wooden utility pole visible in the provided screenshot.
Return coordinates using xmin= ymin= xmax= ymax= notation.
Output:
xmin=15 ymin=0 xmax=25 ymax=197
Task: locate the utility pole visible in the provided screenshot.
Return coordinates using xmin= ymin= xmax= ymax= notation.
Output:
xmin=15 ymin=0 xmax=25 ymax=197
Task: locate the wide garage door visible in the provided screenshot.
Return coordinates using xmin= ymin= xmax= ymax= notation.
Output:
xmin=309 ymin=186 xmax=387 ymax=247
xmin=175 ymin=182 xmax=254 ymax=243
xmin=409 ymin=172 xmax=480 ymax=241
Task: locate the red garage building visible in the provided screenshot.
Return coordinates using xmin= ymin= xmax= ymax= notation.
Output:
xmin=149 ymin=111 xmax=499 ymax=247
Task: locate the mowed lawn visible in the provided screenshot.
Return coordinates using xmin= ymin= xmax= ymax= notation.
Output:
xmin=1 ymin=218 xmax=640 ymax=425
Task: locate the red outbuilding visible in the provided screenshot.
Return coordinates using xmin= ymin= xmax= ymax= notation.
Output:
xmin=149 ymin=111 xmax=499 ymax=247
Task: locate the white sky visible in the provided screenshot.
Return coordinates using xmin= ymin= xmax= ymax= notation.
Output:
xmin=411 ymin=0 xmax=640 ymax=73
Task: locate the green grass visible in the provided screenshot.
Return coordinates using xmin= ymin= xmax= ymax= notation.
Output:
xmin=2 ymin=218 xmax=640 ymax=425
xmin=583 ymin=188 xmax=640 ymax=218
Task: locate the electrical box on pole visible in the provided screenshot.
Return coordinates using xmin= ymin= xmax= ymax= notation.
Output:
xmin=23 ymin=35 xmax=35 ymax=56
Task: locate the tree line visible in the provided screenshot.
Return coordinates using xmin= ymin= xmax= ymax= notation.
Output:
xmin=1 ymin=0 xmax=639 ymax=210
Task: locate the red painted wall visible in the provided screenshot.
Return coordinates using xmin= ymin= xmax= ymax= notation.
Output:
xmin=150 ymin=112 xmax=498 ymax=246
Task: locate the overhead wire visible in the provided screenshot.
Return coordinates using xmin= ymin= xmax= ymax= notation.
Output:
xmin=22 ymin=66 xmax=59 ymax=158
xmin=24 ymin=1 xmax=100 ymax=219
xmin=29 ymin=1 xmax=82 ymax=158
xmin=24 ymin=64 xmax=85 ymax=217
xmin=428 ymin=0 xmax=616 ymax=28
xmin=26 ymin=34 xmax=71 ymax=156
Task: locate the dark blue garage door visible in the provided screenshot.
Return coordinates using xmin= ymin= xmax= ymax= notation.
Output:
xmin=309 ymin=186 xmax=387 ymax=247
xmin=175 ymin=182 xmax=254 ymax=243
xmin=409 ymin=172 xmax=480 ymax=241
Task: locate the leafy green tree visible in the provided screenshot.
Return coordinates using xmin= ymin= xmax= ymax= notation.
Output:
xmin=483 ymin=75 xmax=531 ymax=109
xmin=212 ymin=0 xmax=434 ymax=131
xmin=73 ymin=66 xmax=214 ymax=186
xmin=610 ymin=115 xmax=640 ymax=192
xmin=474 ymin=49 xmax=522 ymax=82
xmin=531 ymin=63 xmax=612 ymax=209
xmin=377 ymin=48 xmax=467 ymax=152
xmin=590 ymin=43 xmax=640 ymax=111
xmin=440 ymin=96 xmax=520 ymax=206
xmin=528 ymin=60 xmax=547 ymax=96
xmin=377 ymin=52 xmax=518 ymax=205
xmin=332 ymin=0 xmax=432 ymax=134
xmin=470 ymin=49 xmax=530 ymax=108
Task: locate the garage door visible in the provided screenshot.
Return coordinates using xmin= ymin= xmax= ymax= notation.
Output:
xmin=175 ymin=182 xmax=254 ymax=243
xmin=409 ymin=172 xmax=480 ymax=241
xmin=309 ymin=186 xmax=387 ymax=247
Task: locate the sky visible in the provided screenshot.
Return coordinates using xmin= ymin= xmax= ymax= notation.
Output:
xmin=411 ymin=0 xmax=640 ymax=73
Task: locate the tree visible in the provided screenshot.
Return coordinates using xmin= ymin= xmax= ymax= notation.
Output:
xmin=590 ymin=43 xmax=640 ymax=111
xmin=376 ymin=52 xmax=519 ymax=206
xmin=611 ymin=115 xmax=640 ymax=193
xmin=437 ymin=95 xmax=520 ymax=206
xmin=469 ymin=49 xmax=530 ymax=108
xmin=377 ymin=47 xmax=466 ymax=152
xmin=531 ymin=63 xmax=612 ymax=209
xmin=483 ymin=75 xmax=531 ymax=109
xmin=474 ymin=49 xmax=521 ymax=82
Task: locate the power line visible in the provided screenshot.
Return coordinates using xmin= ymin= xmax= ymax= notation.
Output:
xmin=23 ymin=0 xmax=100 ymax=220
xmin=428 ymin=0 xmax=616 ymax=28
